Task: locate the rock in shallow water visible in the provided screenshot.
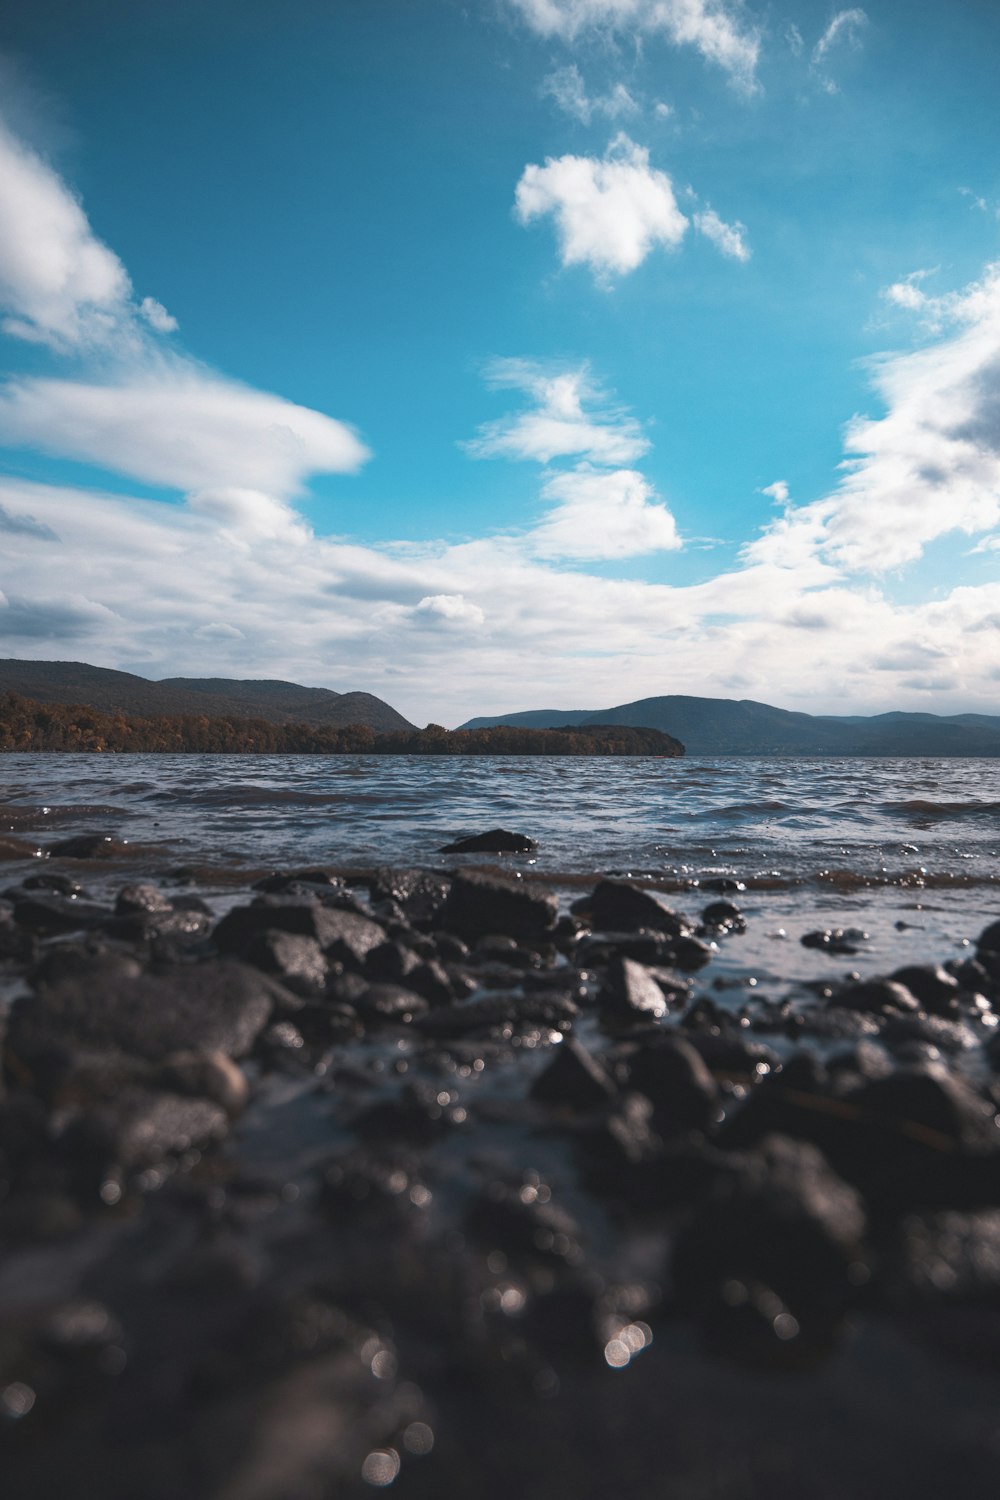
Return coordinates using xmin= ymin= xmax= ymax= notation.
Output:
xmin=439 ymin=828 xmax=538 ymax=854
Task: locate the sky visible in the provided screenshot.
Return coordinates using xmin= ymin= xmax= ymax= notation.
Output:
xmin=0 ymin=0 xmax=999 ymax=726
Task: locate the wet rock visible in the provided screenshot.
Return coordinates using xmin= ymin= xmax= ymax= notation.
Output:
xmin=8 ymin=959 xmax=276 ymax=1068
xmin=977 ymin=919 xmax=1000 ymax=957
xmin=412 ymin=990 xmax=578 ymax=1038
xmin=683 ymin=1033 xmax=780 ymax=1083
xmin=575 ymin=878 xmax=691 ymax=937
xmin=114 ymin=883 xmax=172 ymax=916
xmin=701 ymin=899 xmax=747 ymax=933
xmin=881 ymin=1014 xmax=979 ymax=1056
xmin=578 ymin=930 xmax=685 ymax=966
xmin=57 ymin=1086 xmax=229 ymax=1180
xmin=405 ymin=958 xmax=456 ymax=1007
xmin=12 ymin=893 xmax=113 ymax=935
xmin=622 ymin=1036 xmax=717 ymax=1132
xmin=439 ymin=870 xmax=558 ymax=944
xmin=440 ymin=829 xmax=538 ymax=854
xmin=157 ymin=1051 xmax=250 ymax=1115
xmin=365 ymin=940 xmax=421 ymax=984
xmin=672 ymin=934 xmax=715 ymax=972
xmin=890 ymin=963 xmax=961 ymax=1017
xmin=322 ymin=1148 xmax=430 ymax=1221
xmin=831 ymin=978 xmax=920 ymax=1016
xmin=47 ymin=834 xmax=128 ymax=859
xmin=886 ymin=1210 xmax=1000 ymax=1304
xmin=850 ymin=1067 xmax=998 ymax=1154
xmin=252 ymin=868 xmax=344 ymax=894
xmin=599 ymin=956 xmax=671 ymax=1022
xmin=355 ymin=982 xmax=428 ymax=1022
xmin=19 ymin=873 xmax=84 ymax=896
xmin=530 ymin=1037 xmax=618 ymax=1111
xmin=672 ymin=1134 xmax=869 ymax=1350
xmin=801 ymin=927 xmax=869 ymax=955
xmin=213 ymin=899 xmax=385 ymax=969
xmin=467 ymin=1177 xmax=582 ymax=1267
xmin=355 ymin=1080 xmax=466 ymax=1142
xmin=581 ymin=1092 xmax=662 ymax=1173
xmin=233 ymin=929 xmax=329 ymax=996
xmin=700 ymin=877 xmax=746 ymax=894
xmin=367 ymin=867 xmax=452 ymax=927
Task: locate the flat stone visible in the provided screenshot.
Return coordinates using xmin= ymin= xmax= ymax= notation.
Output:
xmin=439 ymin=870 xmax=558 ymax=943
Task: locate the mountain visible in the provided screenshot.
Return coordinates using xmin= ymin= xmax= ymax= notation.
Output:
xmin=461 ymin=695 xmax=1000 ymax=756
xmin=0 ymin=660 xmax=414 ymax=732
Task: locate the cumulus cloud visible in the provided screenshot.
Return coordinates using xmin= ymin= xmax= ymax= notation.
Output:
xmin=759 ymin=480 xmax=789 ymax=503
xmin=412 ymin=594 xmax=486 ymax=629
xmin=748 ymin=261 xmax=1000 ymax=574
xmin=541 ymin=65 xmax=639 ymax=123
xmin=139 ymin=296 xmax=178 ymax=334
xmin=515 ymin=134 xmax=688 ymax=278
xmin=507 ymin=0 xmax=761 ymax=90
xmin=465 ymin=359 xmax=649 ymax=465
xmin=0 ymin=499 xmax=58 ymax=539
xmin=693 ymin=207 xmax=750 ymax=261
xmin=530 ymin=465 xmax=681 ymax=558
xmin=0 ymin=119 xmax=173 ymax=350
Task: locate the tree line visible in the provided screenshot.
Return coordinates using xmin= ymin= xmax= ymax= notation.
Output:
xmin=0 ymin=693 xmax=683 ymax=756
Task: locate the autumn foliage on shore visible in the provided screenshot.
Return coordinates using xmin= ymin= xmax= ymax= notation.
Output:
xmin=0 ymin=693 xmax=683 ymax=756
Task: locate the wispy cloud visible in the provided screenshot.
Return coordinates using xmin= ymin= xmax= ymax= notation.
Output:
xmin=811 ymin=8 xmax=868 ymax=92
xmin=541 ymin=64 xmax=639 ymax=124
xmin=507 ymin=0 xmax=762 ymax=92
xmin=531 ymin=464 xmax=680 ymax=558
xmin=693 ymin=206 xmax=751 ymax=260
xmin=464 ymin=359 xmax=650 ymax=465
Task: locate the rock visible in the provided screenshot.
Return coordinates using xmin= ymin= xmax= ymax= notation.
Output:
xmin=355 ymin=983 xmax=428 ymax=1022
xmin=47 ymin=834 xmax=129 ymax=859
xmin=701 ymin=900 xmax=746 ymax=933
xmin=440 ymin=829 xmax=538 ymax=854
xmin=213 ymin=900 xmax=385 ymax=969
xmin=157 ymin=1051 xmax=250 ymax=1115
xmin=881 ymin=1014 xmax=979 ymax=1056
xmin=12 ymin=893 xmax=113 ymax=935
xmin=231 ymin=929 xmax=328 ymax=996
xmin=576 ymin=878 xmax=691 ymax=937
xmin=322 ymin=1148 xmax=430 ymax=1220
xmin=466 ymin=1177 xmax=582 ymax=1266
xmin=367 ymin=868 xmax=452 ymax=927
xmin=831 ymin=978 xmax=920 ymax=1016
xmin=801 ymin=928 xmax=869 ymax=955
xmin=57 ymin=1086 xmax=229 ymax=1178
xmin=977 ymin=919 xmax=1000 ymax=956
xmin=886 ymin=1210 xmax=1000 ymax=1304
xmin=355 ymin=1080 xmax=466 ymax=1142
xmin=412 ymin=991 xmax=578 ymax=1037
xmin=439 ymin=870 xmax=558 ymax=943
xmin=672 ymin=935 xmax=715 ymax=972
xmin=890 ymin=964 xmax=961 ymax=1017
xmin=599 ymin=956 xmax=671 ymax=1022
xmin=8 ymin=959 xmax=276 ymax=1069
xmin=622 ymin=1037 xmax=717 ymax=1132
xmin=365 ymin=941 xmax=421 ymax=983
xmin=252 ymin=869 xmax=344 ymax=894
xmin=530 ymin=1037 xmax=618 ymax=1111
xmin=578 ymin=931 xmax=686 ymax=967
xmin=114 ymin=883 xmax=172 ymax=915
xmin=581 ymin=1092 xmax=662 ymax=1172
xmin=672 ymin=1134 xmax=869 ymax=1348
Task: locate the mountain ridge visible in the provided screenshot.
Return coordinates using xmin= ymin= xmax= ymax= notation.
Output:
xmin=0 ymin=660 xmax=413 ymax=732
xmin=460 ymin=694 xmax=1000 ymax=756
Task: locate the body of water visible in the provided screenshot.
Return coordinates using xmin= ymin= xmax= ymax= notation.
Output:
xmin=3 ymin=753 xmax=999 ymax=989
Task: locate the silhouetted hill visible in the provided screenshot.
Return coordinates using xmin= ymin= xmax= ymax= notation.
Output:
xmin=461 ymin=695 xmax=1000 ymax=756
xmin=0 ymin=660 xmax=413 ymax=732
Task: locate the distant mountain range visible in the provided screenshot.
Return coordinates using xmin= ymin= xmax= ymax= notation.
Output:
xmin=461 ymin=695 xmax=1000 ymax=756
xmin=0 ymin=660 xmax=413 ymax=732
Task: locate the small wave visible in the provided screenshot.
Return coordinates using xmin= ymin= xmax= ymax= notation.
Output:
xmin=882 ymin=799 xmax=1000 ymax=819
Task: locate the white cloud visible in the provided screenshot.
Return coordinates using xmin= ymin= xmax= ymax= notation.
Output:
xmin=811 ymin=8 xmax=868 ymax=91
xmin=0 ymin=366 xmax=369 ymax=496
xmin=0 ymin=119 xmax=173 ymax=350
xmin=760 ymin=480 xmax=789 ymax=503
xmin=5 ymin=474 xmax=1000 ymax=725
xmin=693 ymin=206 xmax=750 ymax=261
xmin=508 ymin=0 xmax=761 ymax=90
xmin=530 ymin=465 xmax=680 ymax=557
xmin=751 ymin=262 xmax=1000 ymax=573
xmin=541 ymin=65 xmax=639 ymax=123
xmin=465 ymin=359 xmax=649 ymax=465
xmin=883 ymin=280 xmax=928 ymax=312
xmin=412 ymin=594 xmax=486 ymax=628
xmin=515 ymin=134 xmax=688 ymax=278
xmin=139 ymin=296 xmax=178 ymax=334
xmin=812 ymin=8 xmax=868 ymax=64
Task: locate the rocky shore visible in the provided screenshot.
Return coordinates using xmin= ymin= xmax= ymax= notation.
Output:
xmin=3 ymin=840 xmax=1000 ymax=1497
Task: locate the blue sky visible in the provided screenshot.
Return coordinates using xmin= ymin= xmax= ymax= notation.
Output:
xmin=0 ymin=0 xmax=998 ymax=723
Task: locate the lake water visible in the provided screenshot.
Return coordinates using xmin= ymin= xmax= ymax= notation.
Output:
xmin=3 ymin=753 xmax=1000 ymax=991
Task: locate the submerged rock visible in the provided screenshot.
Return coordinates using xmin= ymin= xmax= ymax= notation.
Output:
xmin=439 ymin=828 xmax=538 ymax=854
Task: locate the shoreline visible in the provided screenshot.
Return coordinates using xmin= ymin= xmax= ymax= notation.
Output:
xmin=3 ymin=852 xmax=1000 ymax=1495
